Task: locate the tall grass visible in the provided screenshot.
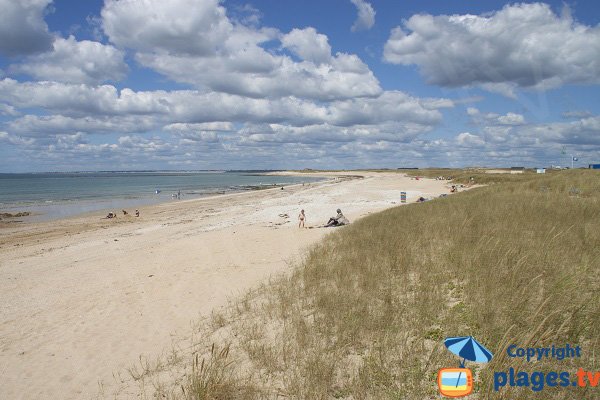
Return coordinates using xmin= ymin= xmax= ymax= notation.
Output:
xmin=134 ymin=170 xmax=600 ymax=399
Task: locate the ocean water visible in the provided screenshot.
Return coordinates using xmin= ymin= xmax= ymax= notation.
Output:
xmin=0 ymin=171 xmax=322 ymax=222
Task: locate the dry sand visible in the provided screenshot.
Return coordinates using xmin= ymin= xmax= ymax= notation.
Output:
xmin=0 ymin=171 xmax=453 ymax=399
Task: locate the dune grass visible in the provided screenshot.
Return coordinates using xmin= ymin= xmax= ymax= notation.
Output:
xmin=135 ymin=169 xmax=599 ymax=399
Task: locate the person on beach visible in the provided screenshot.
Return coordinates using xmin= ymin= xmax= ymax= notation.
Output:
xmin=325 ymin=209 xmax=349 ymax=227
xmin=135 ymin=209 xmax=140 ymax=217
xmin=298 ymin=209 xmax=306 ymax=228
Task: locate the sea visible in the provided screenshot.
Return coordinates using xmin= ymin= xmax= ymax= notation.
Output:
xmin=0 ymin=171 xmax=322 ymax=222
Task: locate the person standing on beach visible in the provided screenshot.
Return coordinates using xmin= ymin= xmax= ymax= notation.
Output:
xmin=298 ymin=209 xmax=306 ymax=228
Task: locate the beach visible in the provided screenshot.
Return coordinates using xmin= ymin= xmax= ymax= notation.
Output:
xmin=0 ymin=171 xmax=452 ymax=399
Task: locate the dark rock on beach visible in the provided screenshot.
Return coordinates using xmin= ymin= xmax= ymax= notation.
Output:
xmin=0 ymin=212 xmax=31 ymax=219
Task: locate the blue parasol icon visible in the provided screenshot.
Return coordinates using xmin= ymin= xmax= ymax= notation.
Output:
xmin=445 ymin=336 xmax=493 ymax=367
xmin=444 ymin=336 xmax=493 ymax=389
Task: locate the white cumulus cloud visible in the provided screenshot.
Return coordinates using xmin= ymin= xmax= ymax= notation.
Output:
xmin=0 ymin=79 xmax=449 ymax=145
xmin=456 ymin=132 xmax=485 ymax=147
xmin=101 ymin=0 xmax=381 ymax=100
xmin=0 ymin=0 xmax=54 ymax=56
xmin=101 ymin=0 xmax=237 ymax=56
xmin=10 ymin=36 xmax=128 ymax=84
xmin=281 ymin=27 xmax=332 ymax=64
xmin=384 ymin=3 xmax=600 ymax=91
xmin=350 ymin=0 xmax=375 ymax=32
xmin=497 ymin=112 xmax=526 ymax=126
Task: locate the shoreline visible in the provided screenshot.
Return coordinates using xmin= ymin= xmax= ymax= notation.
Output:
xmin=0 ymin=172 xmax=326 ymax=225
xmin=0 ymin=173 xmax=327 ymax=227
xmin=0 ymin=173 xmax=340 ymax=249
xmin=0 ymin=171 xmax=455 ymax=400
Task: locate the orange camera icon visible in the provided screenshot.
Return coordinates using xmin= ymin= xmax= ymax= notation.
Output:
xmin=438 ymin=368 xmax=473 ymax=397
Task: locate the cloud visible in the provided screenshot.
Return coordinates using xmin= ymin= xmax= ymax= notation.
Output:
xmin=229 ymin=4 xmax=263 ymax=28
xmin=117 ymin=135 xmax=175 ymax=152
xmin=383 ymin=3 xmax=600 ymax=91
xmin=0 ymin=131 xmax=36 ymax=146
xmin=239 ymin=121 xmax=435 ymax=145
xmin=0 ymin=79 xmax=445 ymax=132
xmin=0 ymin=79 xmax=318 ymax=125
xmin=420 ymin=98 xmax=455 ymax=110
xmin=452 ymin=109 xmax=600 ymax=166
xmin=478 ymin=83 xmax=518 ymax=99
xmin=327 ymin=91 xmax=443 ymax=127
xmin=467 ymin=107 xmax=526 ymax=126
xmin=0 ymin=0 xmax=54 ymax=56
xmin=5 ymin=112 xmax=599 ymax=171
xmin=497 ymin=112 xmax=526 ymax=126
xmin=461 ymin=105 xmax=600 ymax=164
xmin=0 ymin=73 xmax=456 ymax=171
xmin=10 ymin=36 xmax=128 ymax=84
xmin=101 ymin=0 xmax=237 ymax=56
xmin=0 ymin=102 xmax=19 ymax=116
xmin=0 ymin=79 xmax=170 ymax=117
xmin=350 ymin=0 xmax=375 ymax=32
xmin=562 ymin=110 xmax=592 ymax=119
xmin=6 ymin=114 xmax=159 ymax=137
xmin=138 ymin=50 xmax=381 ymax=100
xmin=522 ymin=116 xmax=600 ymax=145
xmin=456 ymin=132 xmax=486 ymax=147
xmin=164 ymin=122 xmax=234 ymax=132
xmin=466 ymin=107 xmax=480 ymax=116
xmin=101 ymin=0 xmax=381 ymax=100
xmin=281 ymin=27 xmax=332 ymax=64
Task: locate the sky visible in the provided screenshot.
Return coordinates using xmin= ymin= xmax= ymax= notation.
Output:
xmin=0 ymin=0 xmax=599 ymax=172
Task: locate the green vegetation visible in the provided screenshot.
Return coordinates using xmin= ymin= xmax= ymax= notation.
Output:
xmin=133 ymin=170 xmax=599 ymax=399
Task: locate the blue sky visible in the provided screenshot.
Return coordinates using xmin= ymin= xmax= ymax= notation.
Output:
xmin=0 ymin=0 xmax=599 ymax=171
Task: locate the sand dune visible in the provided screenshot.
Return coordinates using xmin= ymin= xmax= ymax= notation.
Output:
xmin=0 ymin=171 xmax=452 ymax=399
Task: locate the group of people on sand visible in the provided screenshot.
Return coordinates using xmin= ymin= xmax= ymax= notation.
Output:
xmin=450 ymin=183 xmax=468 ymax=193
xmin=297 ymin=208 xmax=349 ymax=228
xmin=106 ymin=209 xmax=140 ymax=219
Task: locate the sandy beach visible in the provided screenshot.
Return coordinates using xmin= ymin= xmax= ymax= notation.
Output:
xmin=0 ymin=171 xmax=452 ymax=399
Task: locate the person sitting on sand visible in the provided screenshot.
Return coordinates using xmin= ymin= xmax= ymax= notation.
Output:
xmin=122 ymin=209 xmax=128 ymax=215
xmin=298 ymin=209 xmax=306 ymax=228
xmin=106 ymin=212 xmax=116 ymax=219
xmin=135 ymin=209 xmax=140 ymax=217
xmin=325 ymin=209 xmax=349 ymax=227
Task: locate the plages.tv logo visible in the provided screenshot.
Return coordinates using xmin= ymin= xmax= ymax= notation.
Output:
xmin=438 ymin=336 xmax=493 ymax=398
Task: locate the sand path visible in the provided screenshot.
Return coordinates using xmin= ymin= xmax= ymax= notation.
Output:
xmin=0 ymin=172 xmax=451 ymax=399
